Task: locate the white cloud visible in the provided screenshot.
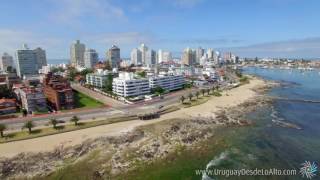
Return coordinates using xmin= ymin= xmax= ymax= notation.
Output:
xmin=224 ymin=37 xmax=320 ymax=58
xmin=87 ymin=32 xmax=154 ymax=46
xmin=0 ymin=29 xmax=64 ymax=58
xmin=48 ymin=0 xmax=126 ymax=25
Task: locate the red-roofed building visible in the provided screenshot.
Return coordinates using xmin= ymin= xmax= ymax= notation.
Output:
xmin=0 ymin=98 xmax=17 ymax=114
xmin=43 ymin=72 xmax=74 ymax=110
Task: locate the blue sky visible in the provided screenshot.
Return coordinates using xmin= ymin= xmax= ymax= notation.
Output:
xmin=1 ymin=0 xmax=320 ymax=59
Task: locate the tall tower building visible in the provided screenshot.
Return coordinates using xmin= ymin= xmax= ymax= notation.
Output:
xmin=158 ymin=49 xmax=163 ymax=63
xmin=34 ymin=47 xmax=47 ymax=69
xmin=107 ymin=45 xmax=120 ymax=68
xmin=162 ymin=51 xmax=172 ymax=62
xmin=1 ymin=52 xmax=14 ymax=72
xmin=16 ymin=44 xmax=38 ymax=77
xmin=196 ymin=47 xmax=204 ymax=64
xmin=181 ymin=48 xmax=195 ymax=66
xmin=130 ymin=48 xmax=142 ymax=65
xmin=84 ymin=49 xmax=99 ymax=68
xmin=139 ymin=43 xmax=148 ymax=65
xmin=70 ymin=40 xmax=85 ymax=67
xmin=207 ymin=48 xmax=214 ymax=59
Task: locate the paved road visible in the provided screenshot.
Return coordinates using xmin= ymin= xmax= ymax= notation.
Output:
xmin=1 ymin=86 xmax=199 ymax=131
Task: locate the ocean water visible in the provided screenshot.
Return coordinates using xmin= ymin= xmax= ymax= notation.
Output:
xmin=123 ymin=67 xmax=320 ymax=180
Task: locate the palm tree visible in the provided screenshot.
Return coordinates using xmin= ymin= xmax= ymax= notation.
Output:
xmin=24 ymin=121 xmax=34 ymax=134
xmin=195 ymin=91 xmax=200 ymax=99
xmin=211 ymin=86 xmax=215 ymax=94
xmin=188 ymin=93 xmax=193 ymax=101
xmin=201 ymin=89 xmax=206 ymax=96
xmin=50 ymin=118 xmax=58 ymax=129
xmin=70 ymin=115 xmax=80 ymax=126
xmin=0 ymin=124 xmax=6 ymax=138
xmin=206 ymin=89 xmax=210 ymax=95
xmin=180 ymin=96 xmax=185 ymax=104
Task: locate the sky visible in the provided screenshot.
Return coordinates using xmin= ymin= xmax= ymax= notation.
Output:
xmin=1 ymin=0 xmax=320 ymax=60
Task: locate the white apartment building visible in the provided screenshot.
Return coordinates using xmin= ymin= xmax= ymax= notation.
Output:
xmin=149 ymin=74 xmax=184 ymax=91
xmin=86 ymin=69 xmax=111 ymax=88
xmin=112 ymin=72 xmax=150 ymax=97
xmin=70 ymin=40 xmax=85 ymax=67
xmin=1 ymin=52 xmax=14 ymax=71
xmin=84 ymin=48 xmax=98 ymax=68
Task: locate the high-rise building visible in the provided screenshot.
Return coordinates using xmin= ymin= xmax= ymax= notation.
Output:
xmin=207 ymin=48 xmax=214 ymax=59
xmin=16 ymin=44 xmax=38 ymax=77
xmin=196 ymin=47 xmax=205 ymax=64
xmin=34 ymin=47 xmax=47 ymax=69
xmin=162 ymin=51 xmax=172 ymax=62
xmin=70 ymin=40 xmax=86 ymax=67
xmin=107 ymin=45 xmax=120 ymax=68
xmin=181 ymin=48 xmax=195 ymax=66
xmin=158 ymin=50 xmax=172 ymax=63
xmin=139 ymin=43 xmax=148 ymax=65
xmin=1 ymin=53 xmax=14 ymax=72
xmin=131 ymin=48 xmax=142 ymax=65
xmin=158 ymin=49 xmax=163 ymax=63
xmin=84 ymin=48 xmax=98 ymax=68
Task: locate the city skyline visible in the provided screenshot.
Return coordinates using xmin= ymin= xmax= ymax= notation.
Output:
xmin=1 ymin=0 xmax=320 ymax=59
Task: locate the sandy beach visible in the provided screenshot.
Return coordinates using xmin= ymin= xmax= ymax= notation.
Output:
xmin=0 ymin=77 xmax=266 ymax=158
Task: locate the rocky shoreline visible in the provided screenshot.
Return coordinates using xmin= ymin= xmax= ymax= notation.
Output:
xmin=0 ymin=80 xmax=275 ymax=179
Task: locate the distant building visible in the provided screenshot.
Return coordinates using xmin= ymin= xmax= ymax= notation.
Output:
xmin=131 ymin=48 xmax=142 ymax=65
xmin=113 ymin=72 xmax=150 ymax=97
xmin=33 ymin=47 xmax=47 ymax=69
xmin=70 ymin=40 xmax=86 ymax=67
xmin=181 ymin=48 xmax=195 ymax=66
xmin=0 ymin=99 xmax=17 ymax=115
xmin=1 ymin=53 xmax=14 ymax=72
xmin=84 ymin=48 xmax=99 ymax=68
xmin=86 ymin=69 xmax=112 ymax=88
xmin=43 ymin=73 xmax=74 ymax=111
xmin=107 ymin=45 xmax=121 ymax=68
xmin=16 ymin=44 xmax=39 ymax=77
xmin=162 ymin=51 xmax=172 ymax=62
xmin=16 ymin=86 xmax=47 ymax=114
xmin=196 ymin=47 xmax=205 ymax=64
xmin=149 ymin=75 xmax=184 ymax=91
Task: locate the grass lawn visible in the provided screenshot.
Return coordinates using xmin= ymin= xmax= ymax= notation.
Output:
xmin=182 ymin=96 xmax=211 ymax=108
xmin=73 ymin=91 xmax=103 ymax=109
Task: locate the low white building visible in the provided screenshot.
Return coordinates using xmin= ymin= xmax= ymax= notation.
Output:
xmin=112 ymin=72 xmax=150 ymax=97
xmin=149 ymin=74 xmax=184 ymax=91
xmin=86 ymin=69 xmax=112 ymax=88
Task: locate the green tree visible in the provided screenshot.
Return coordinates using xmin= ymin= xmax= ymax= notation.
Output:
xmin=201 ymin=89 xmax=206 ymax=96
xmin=104 ymin=61 xmax=111 ymax=70
xmin=188 ymin=93 xmax=193 ymax=101
xmin=24 ymin=121 xmax=34 ymax=134
xmin=136 ymin=71 xmax=146 ymax=78
xmin=67 ymin=67 xmax=78 ymax=81
xmin=0 ymin=86 xmax=13 ymax=98
xmin=151 ymin=86 xmax=165 ymax=95
xmin=70 ymin=116 xmax=80 ymax=126
xmin=80 ymin=68 xmax=93 ymax=76
xmin=0 ymin=124 xmax=6 ymax=138
xmin=50 ymin=118 xmax=58 ymax=129
xmin=211 ymin=86 xmax=215 ymax=94
xmin=195 ymin=91 xmax=200 ymax=99
xmin=180 ymin=96 xmax=185 ymax=104
xmin=206 ymin=89 xmax=210 ymax=95
xmin=103 ymin=74 xmax=113 ymax=93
